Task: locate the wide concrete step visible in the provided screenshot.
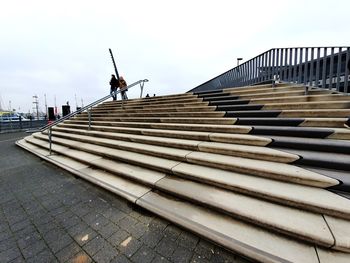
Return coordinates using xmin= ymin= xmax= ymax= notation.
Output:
xmin=49 ymin=128 xmax=298 ymax=163
xmin=217 ymin=101 xmax=350 ymax=111
xmin=156 ymin=176 xmax=336 ymax=249
xmin=249 ymin=94 xmax=350 ymax=104
xmin=250 ymin=126 xmax=349 ymax=140
xmin=207 ymin=94 xmax=348 ymax=105
xmin=235 ymin=117 xmax=348 ymax=128
xmin=172 ymin=162 xmax=349 ymax=219
xmin=269 ymin=135 xmax=350 ymax=154
xmin=225 ymin=109 xmax=350 ymax=118
xmin=57 ymin=123 xmax=271 ymax=146
xmin=138 ymin=191 xmax=346 ymax=262
xmin=100 ymin=100 xmax=206 ymax=109
xmin=89 ymin=105 xmax=217 ymax=114
xmin=274 ymin=147 xmax=350 ymax=171
xmin=103 ymin=94 xmax=198 ymax=104
xmin=64 ymin=120 xmax=249 ymax=132
xmin=17 ymin=138 xmax=350 ymax=259
xmin=71 ymin=117 xmax=233 ymax=124
xmin=116 ymin=92 xmax=195 ymax=102
xmin=225 ymin=85 xmax=306 ymax=96
xmin=75 ymin=111 xmax=225 ymax=118
xmin=263 ymin=101 xmax=350 ymax=110
xmin=33 ymin=132 xmax=337 ymax=188
xmin=237 ymin=89 xmax=332 ymax=100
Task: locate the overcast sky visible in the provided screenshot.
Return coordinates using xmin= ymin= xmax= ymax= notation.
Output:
xmin=0 ymin=0 xmax=349 ymax=114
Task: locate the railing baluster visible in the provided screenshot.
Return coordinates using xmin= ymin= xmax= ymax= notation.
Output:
xmin=294 ymin=48 xmax=298 ymax=83
xmin=345 ymin=48 xmax=350 ymax=93
xmin=329 ymin=47 xmax=335 ymax=90
xmin=310 ymin=48 xmax=315 ymax=86
xmin=336 ymin=47 xmax=342 ymax=92
xmin=299 ymin=48 xmax=303 ymax=83
xmin=322 ymin=47 xmax=327 ymax=89
xmin=304 ymin=48 xmax=309 ymax=85
xmin=316 ymin=48 xmax=321 ymax=87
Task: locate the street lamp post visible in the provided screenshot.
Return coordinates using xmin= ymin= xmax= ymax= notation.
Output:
xmin=237 ymin=58 xmax=243 ymax=67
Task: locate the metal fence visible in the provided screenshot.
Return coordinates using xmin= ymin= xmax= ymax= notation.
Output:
xmin=190 ymin=47 xmax=350 ymax=93
xmin=0 ymin=120 xmax=48 ymax=133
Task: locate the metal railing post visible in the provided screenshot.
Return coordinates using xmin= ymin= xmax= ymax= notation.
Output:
xmin=49 ymin=127 xmax=52 ymax=155
xmin=88 ymin=107 xmax=92 ymax=130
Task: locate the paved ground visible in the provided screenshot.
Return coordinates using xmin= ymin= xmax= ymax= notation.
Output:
xmin=0 ymin=132 xmax=250 ymax=263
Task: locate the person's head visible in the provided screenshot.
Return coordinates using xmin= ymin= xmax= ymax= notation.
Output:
xmin=120 ymin=76 xmax=124 ymax=80
xmin=111 ymin=74 xmax=115 ymax=78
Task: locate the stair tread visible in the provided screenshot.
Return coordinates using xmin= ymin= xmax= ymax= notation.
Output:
xmin=186 ymin=151 xmax=338 ymax=187
xmin=65 ymin=120 xmax=252 ymax=133
xmin=172 ymin=162 xmax=350 ymax=219
xmin=20 ymin=136 xmax=350 ymax=219
xmin=156 ymin=176 xmax=334 ymax=247
xmin=51 ymin=128 xmax=297 ymax=163
xmin=137 ymin=191 xmax=319 ymax=263
xmin=57 ymin=124 xmax=271 ymax=146
xmin=37 ymin=132 xmax=330 ymax=186
xmin=324 ymin=215 xmax=350 ymax=252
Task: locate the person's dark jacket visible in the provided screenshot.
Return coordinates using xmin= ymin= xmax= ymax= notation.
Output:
xmin=110 ymin=76 xmax=120 ymax=89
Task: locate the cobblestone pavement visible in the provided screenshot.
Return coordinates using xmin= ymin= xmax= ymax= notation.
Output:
xmin=0 ymin=132 xmax=251 ymax=263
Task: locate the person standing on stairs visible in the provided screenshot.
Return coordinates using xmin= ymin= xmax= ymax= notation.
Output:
xmin=110 ymin=74 xmax=119 ymax=101
xmin=119 ymin=76 xmax=128 ymax=100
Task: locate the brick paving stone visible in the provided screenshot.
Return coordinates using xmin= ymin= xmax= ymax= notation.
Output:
xmin=162 ymin=225 xmax=182 ymax=242
xmin=92 ymin=243 xmax=119 ymax=263
xmin=9 ymin=256 xmax=26 ymax=263
xmin=25 ymin=250 xmax=57 ymax=263
xmin=46 ymin=233 xmax=74 ymax=254
xmin=148 ymin=218 xmax=169 ymax=233
xmin=10 ymin=219 xmax=32 ymax=233
xmin=55 ymin=241 xmax=81 ymax=262
xmin=83 ymin=235 xmax=108 ymax=257
xmin=140 ymin=230 xmax=162 ymax=249
xmin=151 ymin=254 xmax=171 ymax=263
xmin=108 ymin=229 xmax=129 ymax=247
xmin=155 ymin=237 xmax=177 ymax=259
xmin=0 ymin=247 xmax=22 ymax=263
xmin=118 ymin=216 xmax=138 ymax=231
xmin=171 ymin=246 xmax=194 ymax=263
xmin=21 ymin=239 xmax=48 ymax=259
xmin=17 ymin=231 xmax=42 ymax=250
xmin=0 ymin=231 xmax=13 ymax=242
xmin=127 ymin=222 xmax=148 ymax=240
xmin=72 ymin=227 xmax=98 ymax=246
xmin=110 ymin=254 xmax=132 ymax=263
xmin=98 ymin=222 xmax=119 ymax=239
xmin=0 ymin=238 xmax=17 ymax=252
xmin=177 ymin=231 xmax=199 ymax=251
xmin=131 ymin=245 xmax=156 ymax=263
xmin=66 ymin=251 xmax=93 ymax=263
xmin=118 ymin=236 xmax=142 ymax=258
xmin=191 ymin=253 xmax=211 ymax=263
xmin=194 ymin=240 xmax=215 ymax=260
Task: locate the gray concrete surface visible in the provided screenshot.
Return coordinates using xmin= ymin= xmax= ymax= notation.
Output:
xmin=0 ymin=132 xmax=250 ymax=263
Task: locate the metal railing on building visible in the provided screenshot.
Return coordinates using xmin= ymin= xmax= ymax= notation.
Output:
xmin=190 ymin=47 xmax=350 ymax=93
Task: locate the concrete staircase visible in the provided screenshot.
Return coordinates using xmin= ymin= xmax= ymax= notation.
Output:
xmin=17 ymin=83 xmax=350 ymax=262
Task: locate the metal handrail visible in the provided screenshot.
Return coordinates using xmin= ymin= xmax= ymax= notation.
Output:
xmin=41 ymin=79 xmax=149 ymax=132
xmin=190 ymin=47 xmax=350 ymax=93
